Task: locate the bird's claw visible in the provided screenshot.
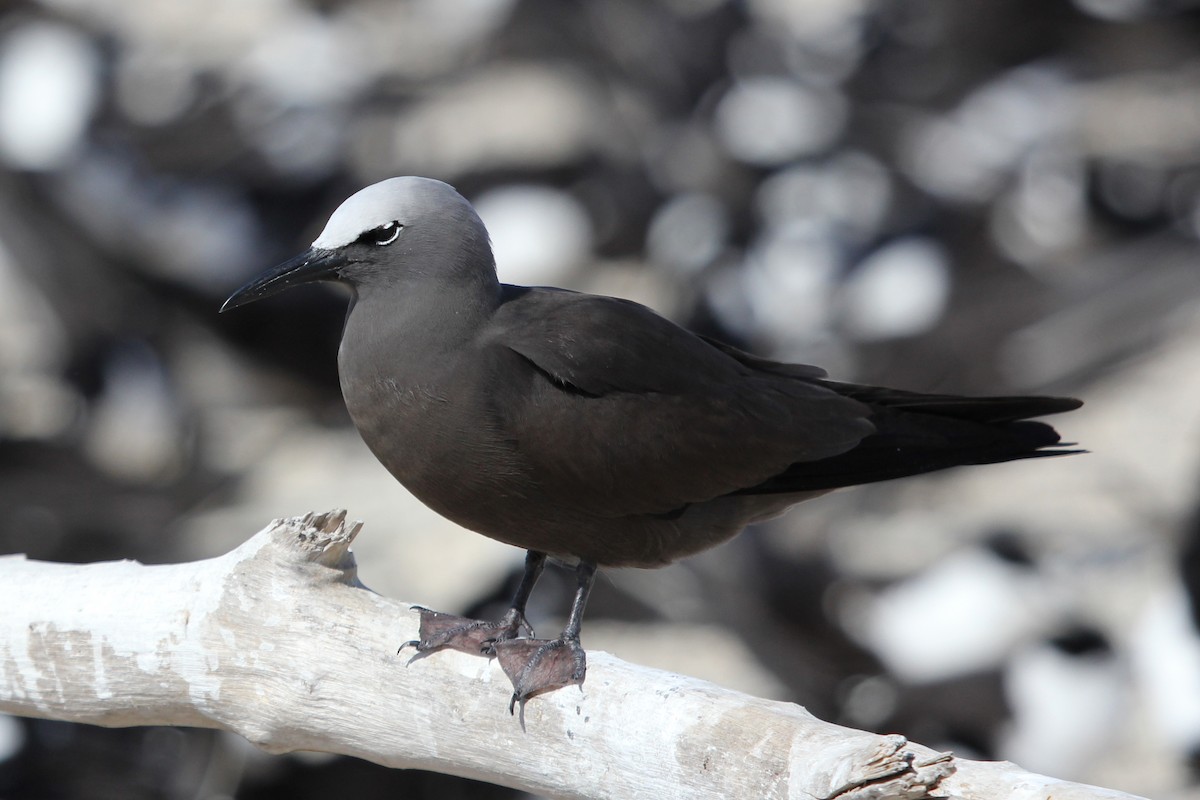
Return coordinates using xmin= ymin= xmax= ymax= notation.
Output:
xmin=494 ymin=637 xmax=587 ymax=722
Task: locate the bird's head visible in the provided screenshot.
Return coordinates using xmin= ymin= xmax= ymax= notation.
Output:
xmin=221 ymin=176 xmax=494 ymax=312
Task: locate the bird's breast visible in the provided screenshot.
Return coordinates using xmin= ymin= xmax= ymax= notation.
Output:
xmin=341 ymin=366 xmax=473 ymax=487
xmin=338 ymin=352 xmax=540 ymax=533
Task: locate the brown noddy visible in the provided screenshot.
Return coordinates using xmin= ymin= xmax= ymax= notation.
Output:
xmin=222 ymin=176 xmax=1081 ymax=714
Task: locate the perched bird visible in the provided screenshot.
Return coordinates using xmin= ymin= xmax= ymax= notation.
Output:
xmin=222 ymin=177 xmax=1081 ymax=714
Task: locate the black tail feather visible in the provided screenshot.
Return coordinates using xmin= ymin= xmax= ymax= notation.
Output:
xmin=738 ymin=384 xmax=1083 ymax=495
xmin=817 ymin=381 xmax=1083 ymax=424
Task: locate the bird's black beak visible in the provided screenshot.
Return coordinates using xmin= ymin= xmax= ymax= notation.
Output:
xmin=220 ymin=247 xmax=348 ymax=312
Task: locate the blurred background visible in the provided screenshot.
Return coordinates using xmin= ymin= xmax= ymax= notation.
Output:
xmin=0 ymin=0 xmax=1198 ymax=797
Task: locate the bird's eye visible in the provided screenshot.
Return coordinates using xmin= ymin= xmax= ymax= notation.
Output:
xmin=360 ymin=221 xmax=402 ymax=246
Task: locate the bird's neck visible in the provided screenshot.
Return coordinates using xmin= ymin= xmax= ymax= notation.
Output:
xmin=340 ymin=269 xmax=500 ymax=372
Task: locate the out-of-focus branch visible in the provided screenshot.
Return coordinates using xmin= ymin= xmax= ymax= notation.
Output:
xmin=0 ymin=511 xmax=1144 ymax=800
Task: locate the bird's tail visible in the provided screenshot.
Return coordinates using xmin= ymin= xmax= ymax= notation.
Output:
xmin=739 ymin=383 xmax=1082 ymax=495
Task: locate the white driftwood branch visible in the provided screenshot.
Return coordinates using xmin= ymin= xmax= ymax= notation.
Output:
xmin=0 ymin=511 xmax=1145 ymax=800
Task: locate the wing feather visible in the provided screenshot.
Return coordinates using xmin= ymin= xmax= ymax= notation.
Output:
xmin=483 ymin=289 xmax=873 ymax=516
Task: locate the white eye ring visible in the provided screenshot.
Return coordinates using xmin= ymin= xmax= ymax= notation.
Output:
xmin=368 ymin=221 xmax=401 ymax=246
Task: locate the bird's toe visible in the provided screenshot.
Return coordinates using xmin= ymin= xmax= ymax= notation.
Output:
xmin=495 ymin=637 xmax=588 ymax=717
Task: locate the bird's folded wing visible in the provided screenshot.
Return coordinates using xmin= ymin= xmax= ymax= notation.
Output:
xmin=485 ymin=290 xmax=873 ymax=517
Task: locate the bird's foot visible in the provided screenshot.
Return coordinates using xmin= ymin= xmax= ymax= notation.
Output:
xmin=399 ymin=606 xmax=533 ymax=657
xmin=494 ymin=636 xmax=587 ymax=718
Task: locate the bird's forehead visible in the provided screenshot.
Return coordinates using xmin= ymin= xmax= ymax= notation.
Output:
xmin=311 ymin=177 xmax=458 ymax=249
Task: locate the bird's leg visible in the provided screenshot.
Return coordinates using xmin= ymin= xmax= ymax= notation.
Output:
xmin=495 ymin=559 xmax=596 ymax=717
xmin=401 ymin=551 xmax=546 ymax=657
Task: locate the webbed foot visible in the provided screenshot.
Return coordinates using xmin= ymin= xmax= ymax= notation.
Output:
xmin=494 ymin=636 xmax=587 ymax=719
xmin=399 ymin=606 xmax=533 ymax=657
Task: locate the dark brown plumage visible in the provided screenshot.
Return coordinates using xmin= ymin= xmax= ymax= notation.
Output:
xmin=223 ymin=177 xmax=1081 ymax=714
